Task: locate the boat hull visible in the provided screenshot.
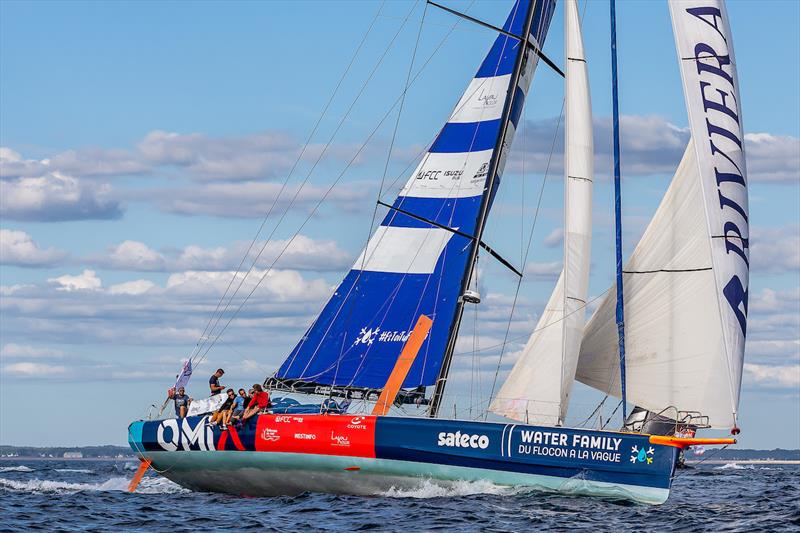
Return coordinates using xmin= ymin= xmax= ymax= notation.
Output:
xmin=129 ymin=414 xmax=678 ymax=504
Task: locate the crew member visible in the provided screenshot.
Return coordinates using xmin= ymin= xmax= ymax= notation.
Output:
xmin=209 ymin=368 xmax=225 ymax=395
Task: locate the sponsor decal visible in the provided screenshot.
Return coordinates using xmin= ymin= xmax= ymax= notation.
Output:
xmin=347 ymin=416 xmax=368 ymax=430
xmin=294 ymin=433 xmax=317 ymax=440
xmin=156 ymin=417 xmax=215 ymax=452
xmin=353 ymin=327 xmax=379 ymax=346
xmin=514 ymin=430 xmax=623 ymax=463
xmin=353 ymin=328 xmax=413 ymax=345
xmin=330 ymin=432 xmax=351 ymax=447
xmin=630 ymin=445 xmax=655 ymax=465
xmin=415 ymin=169 xmax=464 ymax=182
xmin=260 ymin=428 xmax=280 ymax=442
xmin=477 ymin=88 xmax=499 ymax=108
xmin=681 ymin=5 xmax=749 ymax=335
xmin=437 ymin=431 xmax=490 ymax=449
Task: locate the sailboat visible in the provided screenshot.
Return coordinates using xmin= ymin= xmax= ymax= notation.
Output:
xmin=128 ymin=0 xmax=748 ymax=505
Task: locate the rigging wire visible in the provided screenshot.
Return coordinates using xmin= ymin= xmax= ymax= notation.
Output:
xmin=191 ymin=1 xmax=420 ymax=370
xmin=485 ymin=99 xmax=565 ymax=415
xmin=273 ymin=0 xmax=480 ymax=384
xmin=186 ymin=1 xmax=386 ymax=364
xmin=192 ymin=3 xmax=473 ymax=369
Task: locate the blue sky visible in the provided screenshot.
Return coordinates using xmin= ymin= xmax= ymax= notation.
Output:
xmin=1 ymin=0 xmax=797 ymax=448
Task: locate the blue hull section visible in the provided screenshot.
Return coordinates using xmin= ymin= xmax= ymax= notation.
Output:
xmin=129 ymin=414 xmax=678 ymax=504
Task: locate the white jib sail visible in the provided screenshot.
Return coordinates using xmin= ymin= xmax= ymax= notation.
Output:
xmin=577 ymin=142 xmax=736 ymax=428
xmin=576 ymin=1 xmax=748 ymax=430
xmin=491 ymin=0 xmax=593 ymax=425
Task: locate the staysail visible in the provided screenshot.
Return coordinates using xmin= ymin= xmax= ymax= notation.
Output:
xmin=275 ymin=0 xmax=557 ymax=391
xmin=490 ymin=0 xmax=593 ymax=425
xmin=576 ymin=0 xmax=748 ymax=429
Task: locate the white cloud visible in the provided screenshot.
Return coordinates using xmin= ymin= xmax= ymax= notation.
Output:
xmin=751 ymin=225 xmax=800 ymax=274
xmin=3 ymin=362 xmax=69 ymax=377
xmin=543 ymin=228 xmax=563 ymax=248
xmin=743 ymin=363 xmax=800 ymax=389
xmin=507 ymin=115 xmax=799 ymax=183
xmin=98 ymin=240 xmax=166 ymax=271
xmin=0 ymin=229 xmax=67 ymax=267
xmin=524 ymin=261 xmax=561 ymax=280
xmin=108 ymin=279 xmax=157 ymax=295
xmin=747 ymin=339 xmax=800 ymax=361
xmin=47 ymin=270 xmax=102 ymax=291
xmin=0 ymin=343 xmax=64 ymax=359
xmin=152 ymin=180 xmax=369 ymax=218
xmin=0 ymin=171 xmax=122 ymax=222
xmin=165 ymin=268 xmax=332 ymax=302
xmin=744 ymin=133 xmax=800 ymax=184
xmin=87 ymin=235 xmax=351 ymax=272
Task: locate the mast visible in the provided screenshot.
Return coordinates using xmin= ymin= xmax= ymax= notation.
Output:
xmin=429 ymin=0 xmax=540 ymax=418
xmin=609 ymin=0 xmax=627 ymax=420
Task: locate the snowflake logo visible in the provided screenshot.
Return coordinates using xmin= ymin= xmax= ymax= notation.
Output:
xmin=353 ymin=327 xmax=380 ymax=346
xmin=630 ymin=445 xmax=655 ymax=465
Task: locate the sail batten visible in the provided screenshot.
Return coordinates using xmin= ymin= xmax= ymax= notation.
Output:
xmin=275 ymin=0 xmax=557 ymax=391
xmin=490 ymin=0 xmax=593 ymax=425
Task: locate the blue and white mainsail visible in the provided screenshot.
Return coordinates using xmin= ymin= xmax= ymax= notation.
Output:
xmin=275 ymin=0 xmax=556 ymax=390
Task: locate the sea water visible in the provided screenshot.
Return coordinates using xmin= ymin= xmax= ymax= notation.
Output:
xmin=0 ymin=459 xmax=797 ymax=531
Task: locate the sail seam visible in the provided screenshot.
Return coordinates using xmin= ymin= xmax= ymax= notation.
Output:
xmin=622 ymin=267 xmax=712 ymax=274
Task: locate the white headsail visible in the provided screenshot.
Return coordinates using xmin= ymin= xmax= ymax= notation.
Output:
xmin=577 ymin=0 xmax=748 ymax=429
xmin=491 ymin=0 xmax=593 ymax=425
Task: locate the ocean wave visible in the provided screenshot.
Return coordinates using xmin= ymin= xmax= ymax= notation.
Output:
xmin=54 ymin=469 xmax=93 ymax=474
xmin=0 ymin=466 xmax=33 ymax=473
xmin=0 ymin=475 xmax=188 ymax=495
xmin=714 ymin=463 xmax=755 ymax=470
xmin=381 ymin=478 xmax=514 ymax=499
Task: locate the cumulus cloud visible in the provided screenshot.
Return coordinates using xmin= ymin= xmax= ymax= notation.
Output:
xmin=0 ymin=229 xmax=67 ymax=267
xmin=137 ymin=130 xmax=305 ymax=181
xmin=1 ymin=264 xmax=335 ymax=353
xmin=744 ymin=133 xmax=800 ymax=184
xmin=524 ymin=261 xmax=561 ymax=280
xmin=0 ymin=343 xmax=64 ymax=359
xmin=751 ymin=225 xmax=800 ymax=274
xmin=47 ymin=269 xmax=102 ymax=291
xmin=1 ymin=128 xmax=361 ymax=184
xmin=86 ymin=235 xmax=352 ymax=272
xmin=0 ymin=171 xmax=123 ymax=222
xmin=3 ymin=362 xmax=69 ymax=377
xmin=507 ymin=115 xmax=799 ymax=183
xmin=152 ymin=181 xmax=370 ymax=218
xmin=743 ymin=363 xmax=800 ymax=389
xmin=108 ymin=279 xmax=157 ymax=295
xmin=543 ymin=228 xmax=563 ymax=248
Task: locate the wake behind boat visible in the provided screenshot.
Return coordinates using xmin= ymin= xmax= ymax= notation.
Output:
xmin=129 ymin=0 xmax=749 ymax=505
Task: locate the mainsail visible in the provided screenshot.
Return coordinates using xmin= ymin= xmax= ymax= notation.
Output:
xmin=490 ymin=0 xmax=593 ymax=425
xmin=576 ymin=0 xmax=748 ymax=429
xmin=275 ymin=0 xmax=557 ymax=390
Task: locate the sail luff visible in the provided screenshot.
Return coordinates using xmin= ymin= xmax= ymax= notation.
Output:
xmin=489 ymin=0 xmax=593 ymax=425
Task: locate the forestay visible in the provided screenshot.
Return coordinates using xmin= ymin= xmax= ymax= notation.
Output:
xmin=275 ymin=0 xmax=557 ymax=390
xmin=491 ymin=0 xmax=593 ymax=426
xmin=576 ymin=1 xmax=748 ymax=429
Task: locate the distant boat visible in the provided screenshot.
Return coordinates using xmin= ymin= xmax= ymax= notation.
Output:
xmin=129 ymin=0 xmax=748 ymax=504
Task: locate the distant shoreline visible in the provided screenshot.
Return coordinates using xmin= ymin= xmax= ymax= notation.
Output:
xmin=0 ymin=456 xmax=135 ymax=461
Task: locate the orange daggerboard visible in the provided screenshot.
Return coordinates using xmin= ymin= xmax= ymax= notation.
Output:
xmin=128 ymin=458 xmax=152 ymax=493
xmin=372 ymin=315 xmax=433 ymax=416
